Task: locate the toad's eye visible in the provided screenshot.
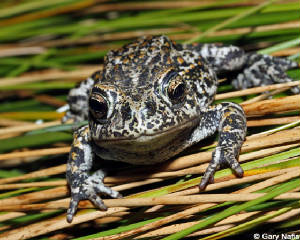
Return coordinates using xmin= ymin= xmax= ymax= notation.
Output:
xmin=89 ymin=94 xmax=108 ymax=120
xmin=163 ymin=71 xmax=186 ymax=104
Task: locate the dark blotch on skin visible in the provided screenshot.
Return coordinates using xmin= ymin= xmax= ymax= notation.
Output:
xmin=144 ymin=101 xmax=156 ymax=117
xmin=121 ymin=103 xmax=132 ymax=121
xmin=131 ymin=94 xmax=141 ymax=102
xmin=147 ymin=122 xmax=154 ymax=129
xmin=113 ymin=131 xmax=122 ymax=138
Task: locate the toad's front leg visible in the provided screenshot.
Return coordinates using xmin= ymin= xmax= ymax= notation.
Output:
xmin=66 ymin=125 xmax=122 ymax=223
xmin=189 ymin=102 xmax=247 ymax=190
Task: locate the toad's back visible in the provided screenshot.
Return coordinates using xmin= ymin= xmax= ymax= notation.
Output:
xmin=100 ymin=36 xmax=216 ymax=92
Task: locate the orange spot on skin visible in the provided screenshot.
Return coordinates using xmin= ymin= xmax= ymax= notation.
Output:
xmin=223 ymin=125 xmax=232 ymax=132
xmin=73 ymin=139 xmax=81 ymax=148
xmin=149 ymin=46 xmax=156 ymax=52
xmin=93 ymin=84 xmax=117 ymax=91
xmin=223 ymin=112 xmax=231 ymax=118
xmin=72 ymin=152 xmax=77 ymax=160
xmin=167 ymin=57 xmax=172 ymax=64
xmin=177 ymin=57 xmax=184 ymax=64
xmin=139 ymin=53 xmax=145 ymax=59
xmin=141 ymin=41 xmax=148 ymax=47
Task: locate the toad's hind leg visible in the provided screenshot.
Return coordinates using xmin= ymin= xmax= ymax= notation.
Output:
xmin=232 ymin=53 xmax=299 ymax=94
xmin=180 ymin=42 xmax=299 ymax=93
xmin=180 ymin=43 xmax=246 ymax=73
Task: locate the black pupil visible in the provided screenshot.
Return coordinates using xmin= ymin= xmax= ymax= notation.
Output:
xmin=172 ymin=83 xmax=185 ymax=99
xmin=168 ymin=82 xmax=185 ymax=102
xmin=89 ymin=98 xmax=108 ymax=119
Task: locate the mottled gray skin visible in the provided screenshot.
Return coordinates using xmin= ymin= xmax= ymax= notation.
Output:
xmin=63 ymin=35 xmax=298 ymax=223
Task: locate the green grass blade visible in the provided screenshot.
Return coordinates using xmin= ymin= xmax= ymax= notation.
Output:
xmin=185 ymin=0 xmax=277 ymax=43
xmin=201 ymin=202 xmax=299 ymax=240
xmin=162 ymin=179 xmax=300 ymax=240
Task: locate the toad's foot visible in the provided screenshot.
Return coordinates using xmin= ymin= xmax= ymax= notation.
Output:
xmin=199 ymin=146 xmax=244 ymax=191
xmin=63 ymin=75 xmax=96 ymax=125
xmin=66 ymin=170 xmax=122 ymax=223
xmin=62 ymin=110 xmax=86 ymax=124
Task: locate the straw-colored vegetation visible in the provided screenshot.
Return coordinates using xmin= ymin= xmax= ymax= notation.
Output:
xmin=0 ymin=0 xmax=299 ymax=239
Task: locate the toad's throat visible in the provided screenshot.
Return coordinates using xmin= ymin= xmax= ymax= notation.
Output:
xmin=93 ymin=117 xmax=199 ymax=153
xmin=93 ymin=118 xmax=199 ymax=164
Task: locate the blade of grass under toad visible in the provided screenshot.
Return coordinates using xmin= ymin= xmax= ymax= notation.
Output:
xmin=85 ymin=159 xmax=300 ymax=238
xmin=0 ymin=187 xmax=39 ymax=199
xmin=255 ymin=178 xmax=299 ymax=194
xmin=0 ymin=147 xmax=299 ymax=237
xmin=277 ymin=217 xmax=300 ymax=229
xmin=162 ymin=179 xmax=300 ymax=240
xmin=204 ymin=177 xmax=300 ymax=213
xmin=0 ymin=210 xmax=63 ymax=231
xmin=73 ymin=217 xmax=164 ymax=240
xmin=131 ymin=148 xmax=299 ymax=198
xmin=200 ymin=202 xmax=299 ymax=240
xmin=255 ymin=120 xmax=300 ymax=135
xmin=86 ymin=172 xmax=300 ymax=240
xmin=0 ymin=169 xmax=23 ymax=178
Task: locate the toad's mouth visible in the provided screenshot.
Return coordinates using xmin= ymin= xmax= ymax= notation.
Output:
xmin=93 ymin=117 xmax=200 ymax=150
